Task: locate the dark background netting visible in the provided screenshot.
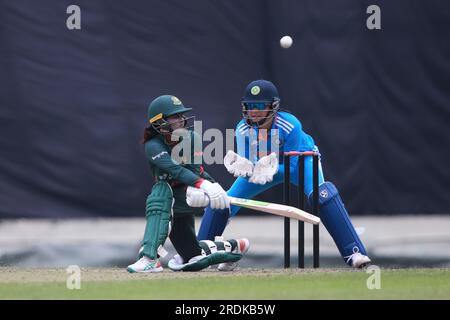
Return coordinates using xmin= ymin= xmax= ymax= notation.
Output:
xmin=0 ymin=0 xmax=449 ymax=218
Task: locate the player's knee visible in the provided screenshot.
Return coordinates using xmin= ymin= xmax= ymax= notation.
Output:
xmin=319 ymin=181 xmax=339 ymax=205
xmin=145 ymin=181 xmax=173 ymax=218
xmin=308 ymin=181 xmax=339 ymax=206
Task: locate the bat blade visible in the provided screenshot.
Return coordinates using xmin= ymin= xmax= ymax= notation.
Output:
xmin=229 ymin=197 xmax=320 ymax=225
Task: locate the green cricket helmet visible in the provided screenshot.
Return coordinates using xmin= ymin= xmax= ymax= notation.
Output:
xmin=147 ymin=95 xmax=193 ymax=133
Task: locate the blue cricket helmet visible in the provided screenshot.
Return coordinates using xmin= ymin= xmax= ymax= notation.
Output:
xmin=241 ymin=79 xmax=280 ymax=104
xmin=241 ymin=80 xmax=281 ymax=127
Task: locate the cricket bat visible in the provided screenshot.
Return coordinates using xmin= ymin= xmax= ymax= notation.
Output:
xmin=229 ymin=197 xmax=320 ymax=225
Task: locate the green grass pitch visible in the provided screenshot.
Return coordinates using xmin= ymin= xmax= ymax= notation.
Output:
xmin=0 ymin=268 xmax=448 ymax=299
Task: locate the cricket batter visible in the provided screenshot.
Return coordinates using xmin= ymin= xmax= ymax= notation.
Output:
xmin=127 ymin=95 xmax=249 ymax=273
xmin=192 ymin=80 xmax=371 ymax=270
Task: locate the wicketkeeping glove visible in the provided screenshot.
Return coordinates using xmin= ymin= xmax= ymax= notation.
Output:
xmin=248 ymin=153 xmax=279 ymax=185
xmin=223 ymin=150 xmax=254 ymax=177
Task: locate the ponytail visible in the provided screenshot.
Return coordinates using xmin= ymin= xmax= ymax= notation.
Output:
xmin=141 ymin=125 xmax=158 ymax=144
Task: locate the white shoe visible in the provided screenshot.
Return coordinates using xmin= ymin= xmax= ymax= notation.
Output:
xmin=344 ymin=248 xmax=371 ymax=268
xmin=127 ymin=256 xmax=163 ymax=273
xmin=351 ymin=253 xmax=371 ymax=268
xmin=168 ymin=254 xmax=186 ymax=271
xmin=218 ymin=238 xmax=250 ymax=272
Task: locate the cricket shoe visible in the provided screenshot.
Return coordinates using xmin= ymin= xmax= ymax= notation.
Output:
xmin=344 ymin=247 xmax=371 ymax=269
xmin=127 ymin=256 xmax=163 ymax=273
xmin=217 ymin=238 xmax=250 ymax=272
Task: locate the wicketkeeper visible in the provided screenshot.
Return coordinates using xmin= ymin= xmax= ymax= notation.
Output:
xmin=127 ymin=95 xmax=249 ymax=273
xmin=192 ymin=80 xmax=371 ymax=270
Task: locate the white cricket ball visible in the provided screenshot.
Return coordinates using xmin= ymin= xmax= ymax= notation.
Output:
xmin=280 ymin=35 xmax=293 ymax=49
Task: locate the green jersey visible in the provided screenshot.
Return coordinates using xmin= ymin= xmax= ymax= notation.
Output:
xmin=144 ymin=130 xmax=213 ymax=214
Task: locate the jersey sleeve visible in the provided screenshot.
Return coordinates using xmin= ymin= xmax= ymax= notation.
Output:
xmin=297 ymin=123 xmax=315 ymax=152
xmin=145 ymin=139 xmax=204 ymax=187
xmin=282 ymin=115 xmax=315 ymax=171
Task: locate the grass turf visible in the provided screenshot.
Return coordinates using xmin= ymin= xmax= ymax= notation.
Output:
xmin=0 ymin=268 xmax=448 ymax=299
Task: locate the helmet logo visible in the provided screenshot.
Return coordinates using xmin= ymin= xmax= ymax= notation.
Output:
xmin=251 ymin=86 xmax=261 ymax=95
xmin=171 ymin=96 xmax=182 ymax=105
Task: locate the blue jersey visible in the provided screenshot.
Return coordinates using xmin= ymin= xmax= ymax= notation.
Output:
xmin=235 ymin=111 xmax=315 ymax=167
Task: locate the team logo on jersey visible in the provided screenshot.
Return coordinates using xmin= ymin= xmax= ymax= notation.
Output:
xmin=171 ymin=96 xmax=182 ymax=105
xmin=251 ymin=86 xmax=260 ymax=95
xmin=151 ymin=151 xmax=168 ymax=160
xmin=320 ymin=190 xmax=329 ymax=198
